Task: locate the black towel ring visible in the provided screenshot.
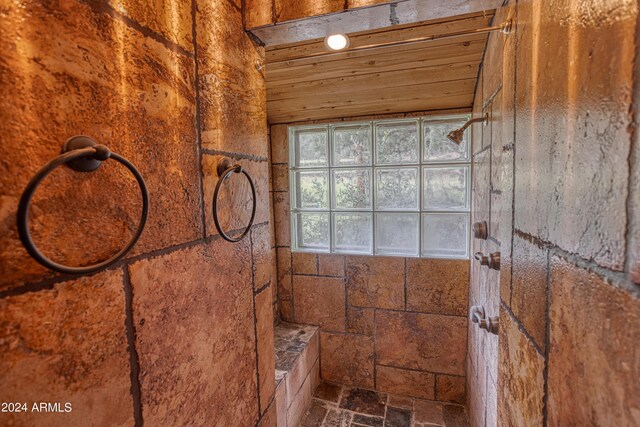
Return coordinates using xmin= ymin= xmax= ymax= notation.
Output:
xmin=212 ymin=157 xmax=256 ymax=243
xmin=17 ymin=136 xmax=149 ymax=275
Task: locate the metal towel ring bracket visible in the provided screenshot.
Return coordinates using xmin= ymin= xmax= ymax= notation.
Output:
xmin=212 ymin=157 xmax=256 ymax=243
xmin=17 ymin=136 xmax=149 ymax=275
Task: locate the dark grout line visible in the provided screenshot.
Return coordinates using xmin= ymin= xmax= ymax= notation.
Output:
xmin=542 ymin=248 xmax=552 ymax=427
xmin=500 ymin=301 xmax=544 ymax=358
xmin=191 ymin=0 xmax=207 ymax=240
xmin=1 ymin=222 xmax=270 ymax=300
xmin=202 ymin=148 xmax=268 ymax=162
xmin=80 ymin=0 xmax=194 ymax=59
xmin=123 ymin=266 xmax=144 ymax=427
xmin=249 ymin=230 xmax=262 ymax=416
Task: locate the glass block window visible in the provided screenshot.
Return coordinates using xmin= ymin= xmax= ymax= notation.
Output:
xmin=289 ymin=115 xmax=471 ymax=259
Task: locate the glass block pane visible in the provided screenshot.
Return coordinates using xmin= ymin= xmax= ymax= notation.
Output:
xmin=291 ymin=127 xmax=328 ymax=168
xmin=293 ymin=212 xmax=330 ymax=251
xmin=375 ymin=213 xmax=419 ymax=256
xmin=293 ymin=171 xmax=329 ymax=209
xmin=422 ymin=213 xmax=469 ymax=258
xmin=333 ymin=213 xmax=373 ymax=254
xmin=332 ymin=169 xmax=372 ymax=210
xmin=423 ymin=116 xmax=470 ymax=162
xmin=422 ymin=165 xmax=469 ymax=210
xmin=375 ymin=167 xmax=419 ymax=211
xmin=375 ymin=120 xmax=419 ymax=164
xmin=332 ymin=124 xmax=372 ymax=166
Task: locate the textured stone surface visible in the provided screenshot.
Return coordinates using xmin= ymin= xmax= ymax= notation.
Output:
xmin=197 ymin=0 xmax=267 ymax=158
xmin=497 ymin=306 xmax=544 ymax=427
xmin=376 ymin=310 xmax=467 ymax=376
xmin=274 ymin=0 xmax=344 ymax=23
xmin=347 ymin=306 xmax=374 ymax=335
xmin=414 ymin=400 xmax=444 ymax=425
xmin=346 ymin=257 xmax=404 ymax=309
xmin=339 ymin=388 xmax=386 ymax=417
xmin=318 ymin=254 xmax=345 ymax=277
xmin=0 ymin=270 xmax=132 ymax=426
xmin=406 ymin=259 xmax=469 ymax=316
xmin=244 ymin=0 xmax=273 ymax=28
xmin=513 ymin=0 xmax=635 ymax=270
xmin=270 ymin=124 xmax=289 ymax=164
xmin=320 ymin=332 xmax=374 ymax=388
xmin=271 ymin=164 xmax=289 ymax=192
xmin=256 ymin=285 xmax=276 ymax=413
xmin=293 ymin=276 xmax=345 ymax=331
xmin=129 ymin=239 xmax=258 ymax=426
xmin=108 ymin=0 xmax=193 ymax=51
xmin=0 ymin=0 xmax=201 ymax=290
xmin=547 ymin=257 xmax=640 ymax=426
xmin=272 ymin=191 xmax=291 ymax=246
xmin=292 ymin=252 xmax=318 ymax=275
xmin=277 ymin=246 xmax=293 ymax=300
xmin=375 ymin=365 xmax=435 ymax=400
xmin=511 ymin=234 xmax=547 ymax=350
xmin=252 ymin=223 xmax=275 ymax=289
xmin=436 ymin=374 xmax=466 ymax=404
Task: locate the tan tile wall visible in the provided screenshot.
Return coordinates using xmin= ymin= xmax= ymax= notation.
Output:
xmin=469 ymin=0 xmax=640 ymax=426
xmin=0 ymin=0 xmax=275 ymax=425
xmin=269 ymin=110 xmax=471 ymax=403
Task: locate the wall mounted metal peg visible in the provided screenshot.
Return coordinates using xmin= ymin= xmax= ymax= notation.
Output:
xmin=473 ymin=221 xmax=488 ymax=240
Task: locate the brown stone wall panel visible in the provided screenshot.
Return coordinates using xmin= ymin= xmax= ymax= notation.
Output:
xmin=245 ymin=0 xmax=274 ymax=28
xmin=256 ymin=285 xmax=276 ymax=412
xmin=197 ymin=0 xmax=268 ymax=158
xmin=346 ymin=306 xmax=374 ymax=335
xmin=272 ymin=164 xmax=289 ymax=191
xmin=318 ymin=254 xmax=345 ymax=277
xmin=472 ymin=150 xmax=490 ymax=241
xmin=320 ymin=332 xmax=375 ymax=388
xmin=514 ymin=0 xmax=634 ymax=270
xmin=270 ymin=124 xmax=289 ymax=164
xmin=293 ymin=275 xmax=346 ymax=331
xmin=129 ymin=239 xmax=259 ymax=426
xmin=273 ymin=191 xmax=291 ymax=247
xmin=511 ymin=234 xmax=547 ymax=350
xmin=0 ymin=0 xmax=201 ymax=290
xmin=252 ymin=223 xmax=275 ymax=288
xmin=202 ymin=155 xmax=270 ymax=237
xmin=375 ymin=310 xmax=467 ymax=376
xmin=257 ymin=401 xmax=277 ymax=427
xmin=346 ymin=256 xmax=404 ymax=309
xmin=292 ymin=252 xmax=318 ymax=275
xmin=482 ymin=25 xmax=504 ymax=106
xmin=375 ymin=365 xmax=435 ymax=400
xmin=277 ymin=246 xmax=293 ymax=300
xmin=348 ymin=0 xmax=391 ymax=8
xmin=497 ymin=306 xmax=545 ymax=427
xmin=108 ymin=0 xmax=193 ymax=51
xmin=406 ymin=258 xmax=469 ymax=316
xmin=274 ymin=0 xmax=344 ymax=23
xmin=0 ymin=270 xmax=133 ymax=426
xmin=436 ymin=374 xmax=466 ymax=404
xmin=547 ymin=256 xmax=640 ymax=426
xmin=280 ymin=298 xmax=294 ymax=322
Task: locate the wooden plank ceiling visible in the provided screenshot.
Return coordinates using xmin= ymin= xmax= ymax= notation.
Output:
xmin=265 ymin=11 xmax=495 ymax=124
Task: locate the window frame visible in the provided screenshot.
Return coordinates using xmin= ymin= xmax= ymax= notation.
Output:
xmin=289 ymin=114 xmax=472 ymax=259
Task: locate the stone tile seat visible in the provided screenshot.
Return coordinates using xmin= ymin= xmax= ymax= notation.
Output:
xmin=274 ymin=322 xmax=320 ymax=427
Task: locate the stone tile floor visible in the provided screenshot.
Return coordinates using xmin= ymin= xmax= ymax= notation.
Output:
xmin=299 ymin=381 xmax=469 ymax=427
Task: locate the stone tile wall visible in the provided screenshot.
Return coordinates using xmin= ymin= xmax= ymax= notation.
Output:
xmin=0 ymin=0 xmax=276 ymax=425
xmin=468 ymin=0 xmax=640 ymax=426
xmin=269 ymin=110 xmax=471 ymax=404
xmin=243 ymin=0 xmax=393 ymax=29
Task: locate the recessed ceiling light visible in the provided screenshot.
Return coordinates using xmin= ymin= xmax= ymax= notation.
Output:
xmin=324 ymin=34 xmax=350 ymax=51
